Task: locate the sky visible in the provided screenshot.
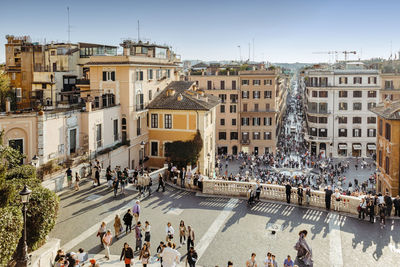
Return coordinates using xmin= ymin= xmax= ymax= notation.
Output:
xmin=1 ymin=0 xmax=400 ymax=63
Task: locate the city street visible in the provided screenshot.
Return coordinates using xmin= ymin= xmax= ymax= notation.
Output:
xmin=50 ymin=177 xmax=400 ymax=266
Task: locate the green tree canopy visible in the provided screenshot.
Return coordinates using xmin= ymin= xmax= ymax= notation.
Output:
xmin=165 ymin=130 xmax=203 ymax=168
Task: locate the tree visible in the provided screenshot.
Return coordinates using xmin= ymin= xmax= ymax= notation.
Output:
xmin=0 ymin=73 xmax=13 ymax=111
xmin=165 ymin=130 xmax=203 ymax=168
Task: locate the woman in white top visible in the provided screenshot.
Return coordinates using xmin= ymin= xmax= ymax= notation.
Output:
xmin=166 ymin=222 xmax=175 ymax=242
xmin=143 ymin=221 xmax=151 ymax=245
xmin=334 ymin=188 xmax=341 ymax=211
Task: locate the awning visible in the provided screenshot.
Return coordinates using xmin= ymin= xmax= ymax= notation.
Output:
xmin=367 ymin=144 xmax=376 ymax=150
xmin=338 ymin=144 xmax=347 ymax=150
xmin=353 ymin=144 xmax=362 ymax=150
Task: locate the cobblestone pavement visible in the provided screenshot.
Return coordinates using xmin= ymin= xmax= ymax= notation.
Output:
xmin=49 ymin=176 xmax=400 ymax=267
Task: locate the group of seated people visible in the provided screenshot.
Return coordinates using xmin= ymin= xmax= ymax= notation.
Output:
xmin=54 ymin=248 xmax=93 ymax=267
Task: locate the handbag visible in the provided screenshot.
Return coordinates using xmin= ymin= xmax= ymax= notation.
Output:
xmin=120 ymin=225 xmax=124 ymax=232
xmin=124 ymin=258 xmax=131 ymax=264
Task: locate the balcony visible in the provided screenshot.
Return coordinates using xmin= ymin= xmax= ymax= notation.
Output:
xmin=240 ymin=139 xmax=250 ymax=145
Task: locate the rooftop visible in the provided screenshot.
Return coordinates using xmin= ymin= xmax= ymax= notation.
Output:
xmin=370 ymin=100 xmax=400 ymax=120
xmin=147 ymin=81 xmax=219 ymax=111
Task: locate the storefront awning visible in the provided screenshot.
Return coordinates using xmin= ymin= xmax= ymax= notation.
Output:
xmin=353 ymin=144 xmax=362 ymax=150
xmin=367 ymin=144 xmax=376 ymax=150
xmin=338 ymin=144 xmax=347 ymax=150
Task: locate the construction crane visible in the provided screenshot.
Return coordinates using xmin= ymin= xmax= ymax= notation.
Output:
xmin=312 ymin=51 xmax=357 ymax=62
xmin=342 ymin=51 xmax=357 ymax=61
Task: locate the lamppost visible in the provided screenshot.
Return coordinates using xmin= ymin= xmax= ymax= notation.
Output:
xmin=31 ymin=155 xmax=39 ymax=167
xmin=16 ymin=185 xmax=31 ymax=267
xmin=140 ymin=141 xmax=146 ymax=174
xmin=207 ymin=153 xmax=210 ymax=177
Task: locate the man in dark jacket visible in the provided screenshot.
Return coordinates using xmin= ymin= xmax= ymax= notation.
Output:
xmin=393 ymin=195 xmax=400 ymax=217
xmin=325 ymin=185 xmax=333 ymax=210
xmin=123 ymin=209 xmax=133 ymax=233
xmin=156 ymin=174 xmax=165 ymax=192
xmin=297 ymin=185 xmax=304 ymax=206
xmin=384 ymin=192 xmax=393 ymax=217
xmin=285 ymin=182 xmax=292 ymax=204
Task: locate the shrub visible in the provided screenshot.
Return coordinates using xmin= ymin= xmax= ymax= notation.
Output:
xmin=165 ymin=130 xmax=203 ymax=167
xmin=0 ymin=206 xmax=23 ymax=267
xmin=6 ymin=165 xmax=36 ymax=181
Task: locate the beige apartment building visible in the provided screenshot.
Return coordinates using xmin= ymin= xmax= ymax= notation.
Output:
xmin=380 ymin=72 xmax=400 ymax=101
xmin=189 ymin=68 xmax=287 ymax=155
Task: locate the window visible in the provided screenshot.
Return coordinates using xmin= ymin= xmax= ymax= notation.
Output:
xmin=368 ymin=102 xmax=376 ymax=109
xmin=149 ymin=90 xmax=153 ymax=101
xmin=264 ymin=91 xmax=272 ymax=98
xmin=353 ymin=102 xmax=362 ymax=111
xmin=319 ymin=91 xmax=328 ymax=97
xmin=264 ymin=132 xmax=272 ymax=140
xmin=252 ymin=117 xmax=261 ymax=126
xmin=319 ymin=103 xmax=328 ymax=113
xmin=253 ymin=132 xmax=260 ymax=140
xmin=378 ymin=150 xmax=382 ymax=167
xmin=137 ymin=118 xmax=141 ymax=136
xmin=148 ymin=69 xmax=153 ymax=80
xmin=230 ymin=132 xmax=238 ymax=140
xmin=264 ymin=79 xmax=272 ymax=85
xmin=96 ymin=124 xmax=102 ymax=147
xmin=230 ymin=94 xmax=238 ymax=103
xmin=151 ymin=114 xmax=158 ymax=128
xmin=385 ymin=80 xmax=394 ymax=89
xmin=368 ymin=91 xmax=377 ymax=97
xmin=339 ymin=91 xmax=348 ymax=98
xmin=156 ymin=69 xmax=162 ymax=79
xmin=385 ymin=123 xmax=391 ymax=141
xmin=207 ymin=81 xmax=212 ymax=90
xmin=338 ymin=128 xmax=347 ymax=137
xmin=254 ymin=104 xmax=259 ymax=112
xmin=253 ymin=91 xmax=260 ymax=99
xmin=230 ymin=105 xmax=236 ymax=113
xmin=241 ymin=79 xmax=249 ymax=85
xmin=220 ymin=105 xmax=225 ymax=113
xmin=318 ymin=128 xmax=327 ymax=137
xmin=311 ymin=91 xmax=317 ymax=97
xmin=367 ymin=129 xmax=376 ymax=137
xmin=220 ymin=119 xmax=225 ymax=126
xmin=353 ymin=91 xmax=362 ymax=97
xmin=368 ymin=77 xmax=377 ymax=84
xmin=232 ymin=119 xmax=236 ymax=126
xmin=243 ymin=103 xmax=248 ymax=112
xmin=353 ymin=77 xmax=362 ymax=84
xmin=242 ymin=91 xmax=249 ymax=99
xmin=253 ymin=80 xmax=261 ymax=86
xmin=367 ymin=117 xmax=376 ymax=124
xmin=102 ymin=71 xmax=115 ymax=81
xmin=41 ymin=83 xmax=46 ymax=89
xmin=309 ymin=102 xmax=318 ymax=113
xmin=167 ymin=69 xmax=171 ymax=78
xmin=318 ymin=117 xmax=328 ymax=123
xmin=241 ymin=117 xmax=250 ymax=126
xmin=353 ymin=117 xmax=362 ymax=124
xmin=338 ymin=116 xmax=347 ymax=124
xmin=379 ymin=119 xmax=383 ymax=135
xmin=219 ymin=94 xmax=227 ymax=103
xmin=220 ymin=81 xmax=225 ymax=90
xmin=385 ymin=157 xmax=390 ymax=174
xmin=94 ymin=96 xmax=100 ymax=108
xmin=308 ymin=116 xmax=317 ymax=123
xmin=164 ymin=114 xmax=172 ymax=129
xmin=353 ymin=128 xmax=362 ymax=137
xmin=339 ymin=77 xmax=348 ymax=84
xmin=232 ymin=81 xmax=236 ymax=90
xmin=113 ymin=119 xmax=118 ymax=141
xmin=266 ymin=103 xmax=271 ymax=111
xmin=151 ymin=142 xmax=158 ymax=156
xmin=219 ymin=132 xmax=227 ymax=140
xmin=310 ymin=128 xmax=317 ymax=136
xmin=339 ymin=102 xmax=348 ymax=110
xmin=136 ymin=70 xmax=143 ymax=81
xmin=264 ymin=117 xmax=272 ymax=126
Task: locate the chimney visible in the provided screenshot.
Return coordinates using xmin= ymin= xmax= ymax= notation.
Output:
xmin=5 ymin=97 xmax=11 ymax=113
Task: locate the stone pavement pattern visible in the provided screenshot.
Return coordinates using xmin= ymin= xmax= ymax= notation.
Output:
xmin=49 ymin=177 xmax=400 ymax=266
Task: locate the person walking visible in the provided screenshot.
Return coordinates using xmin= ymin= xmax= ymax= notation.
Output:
xmin=394 ymin=195 xmax=400 ymax=217
xmin=95 ymin=167 xmax=101 ymax=186
xmin=255 ymin=180 xmax=262 ymax=201
xmin=305 ymin=186 xmax=311 ymax=205
xmin=384 ymin=192 xmax=393 ymax=217
xmin=120 ymin=172 xmax=126 ymax=195
xmin=74 ymin=172 xmax=80 ymax=191
xmin=379 ymin=204 xmax=386 ymax=229
xmin=294 ymin=230 xmax=313 ymax=266
xmin=139 ymin=243 xmax=151 ymax=267
xmin=297 ymin=185 xmax=303 ymax=206
xmin=324 ymin=186 xmax=333 ymax=211
xmin=160 ymin=242 xmax=181 ymax=267
xmin=181 ymin=167 xmax=186 ymax=188
xmin=113 ymin=176 xmax=119 ymax=198
xmin=186 ymin=247 xmax=198 ymax=267
xmin=114 ymin=214 xmax=122 ymax=239
xmin=283 ymin=255 xmax=294 ymax=267
xmin=187 ymin=225 xmax=195 ymax=252
xmin=246 ymin=253 xmax=258 ymax=267
xmin=334 ymin=188 xmax=341 ymax=211
xmin=143 ymin=221 xmax=151 ymax=245
xmin=133 ymin=200 xmax=141 ymax=225
xmin=66 ymin=167 xmax=73 ymax=188
xmin=358 ymin=198 xmax=367 ymax=220
xmin=102 ymin=230 xmax=113 ymax=260
xmin=166 ymin=222 xmax=175 ymax=242
xmin=97 ymin=222 xmax=106 ymax=248
xmin=367 ymin=200 xmax=375 ymax=223
xmin=156 ymin=173 xmax=165 ymax=192
xmin=135 ymin=221 xmax=143 ymax=252
xmin=285 ymin=182 xmax=292 ymax=204
xmin=123 ymin=209 xmax=133 ymax=233
xmin=179 ymin=220 xmax=186 ymax=246
xmin=120 ymin=243 xmax=134 ymax=267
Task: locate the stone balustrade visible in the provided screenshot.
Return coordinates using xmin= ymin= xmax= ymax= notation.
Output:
xmin=202 ymin=180 xmax=361 ymax=215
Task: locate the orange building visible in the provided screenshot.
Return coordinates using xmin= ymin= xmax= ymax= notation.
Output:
xmin=147 ymin=81 xmax=219 ymax=175
xmin=371 ymin=100 xmax=400 ymax=196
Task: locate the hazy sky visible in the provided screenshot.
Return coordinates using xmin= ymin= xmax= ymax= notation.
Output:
xmin=1 ymin=0 xmax=400 ymax=63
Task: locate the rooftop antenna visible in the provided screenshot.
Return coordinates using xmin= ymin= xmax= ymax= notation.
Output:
xmin=252 ymin=38 xmax=255 ymax=62
xmin=238 ymin=45 xmax=242 ymax=62
xmin=248 ymin=42 xmax=251 ymax=62
xmin=137 ymin=20 xmax=140 ymax=41
xmin=67 ymin=6 xmax=71 ymax=44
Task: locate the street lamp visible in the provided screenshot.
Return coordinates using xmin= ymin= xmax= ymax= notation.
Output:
xmin=16 ymin=185 xmax=31 ymax=267
xmin=31 ymin=155 xmax=39 ymax=167
xmin=140 ymin=141 xmax=146 ymax=173
xmin=207 ymin=153 xmax=211 ymax=177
